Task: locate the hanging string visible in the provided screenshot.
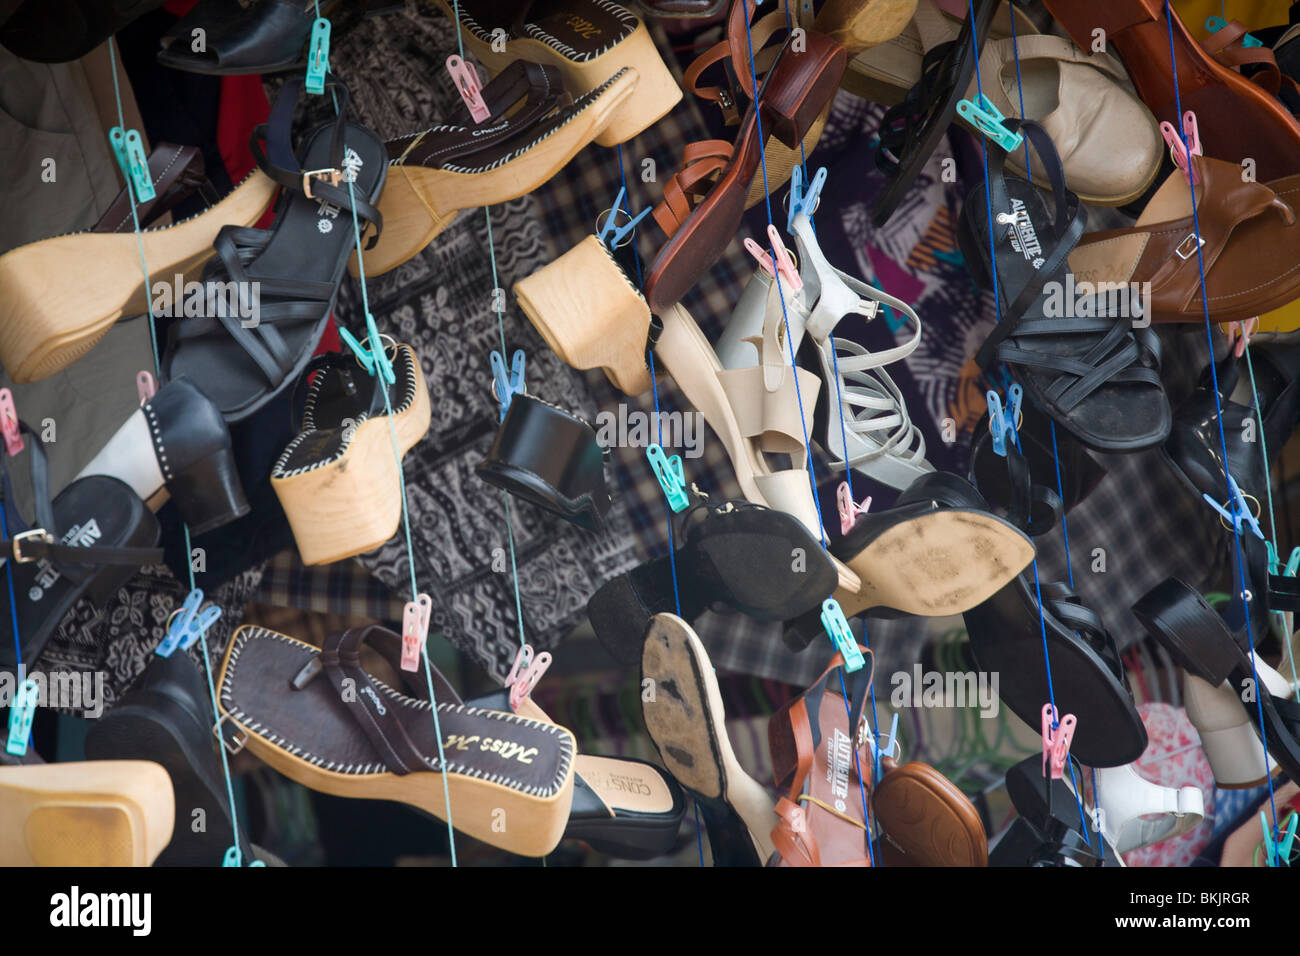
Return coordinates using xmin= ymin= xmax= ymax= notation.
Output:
xmin=1160 ymin=0 xmax=1281 ymax=848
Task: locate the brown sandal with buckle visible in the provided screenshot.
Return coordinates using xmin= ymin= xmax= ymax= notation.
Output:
xmin=768 ymin=647 xmax=875 ymax=867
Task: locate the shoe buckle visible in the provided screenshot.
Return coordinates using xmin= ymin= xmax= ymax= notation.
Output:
xmin=301 ymin=167 xmax=342 ymax=199
xmin=213 ymin=713 xmax=248 ymax=756
xmin=11 ymin=529 xmax=52 ymax=564
xmin=1175 ymin=233 xmax=1205 ymax=260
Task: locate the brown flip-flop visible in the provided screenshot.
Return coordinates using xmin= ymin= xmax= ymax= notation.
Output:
xmin=873 ymin=758 xmax=987 ymax=866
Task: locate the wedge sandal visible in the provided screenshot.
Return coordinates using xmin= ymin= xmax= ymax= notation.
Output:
xmin=0 ymin=761 xmax=174 ymax=867
xmin=216 ymin=624 xmax=577 ymax=857
xmin=354 ymin=61 xmax=637 ymax=277
xmin=432 ymin=0 xmax=681 ymax=146
xmin=161 ymin=78 xmax=387 ymax=422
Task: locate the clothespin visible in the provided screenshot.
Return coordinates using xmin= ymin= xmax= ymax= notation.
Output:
xmin=306 ymin=17 xmax=331 ymax=94
xmin=786 ymin=164 xmax=827 ymax=233
xmin=339 ymin=313 xmax=395 ymax=385
xmin=0 ymin=388 xmax=24 ymax=456
xmin=956 ymin=94 xmax=1024 ymax=153
xmin=1160 ymin=110 xmax=1202 ymax=185
xmin=109 ymin=127 xmax=157 ymax=203
xmin=5 ymin=677 xmax=39 ymax=757
xmin=986 ymin=384 xmax=1022 ymax=457
xmin=1260 ymin=810 xmax=1298 ymax=866
xmin=136 ymin=370 xmax=157 ymax=406
xmin=836 ymin=481 xmax=871 ymax=536
xmin=223 ymin=846 xmax=242 ymax=867
xmin=1041 ymin=703 xmax=1077 ymax=781
xmin=1206 ymin=15 xmax=1261 ymax=47
xmin=597 ymin=186 xmax=651 ymax=250
xmin=819 ymin=598 xmax=866 ymax=673
xmin=646 ymin=443 xmax=689 ymax=513
xmin=400 ymin=593 xmax=433 ymax=672
xmin=490 ymin=349 xmax=526 ymax=421
xmin=505 ymin=643 xmax=552 ymax=712
xmin=1225 ymin=317 xmax=1258 ymax=358
xmin=447 ymin=55 xmax=490 ymax=123
xmin=1203 ymin=473 xmax=1264 ymax=540
xmin=156 ymin=589 xmax=221 ymax=657
xmin=742 ymin=224 xmax=802 ymax=292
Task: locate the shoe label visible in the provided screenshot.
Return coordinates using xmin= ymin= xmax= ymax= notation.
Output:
xmin=1004 ymin=198 xmax=1045 ymax=269
xmin=825 ymin=726 xmax=852 ymax=813
xmin=314 ymin=146 xmax=364 ymax=236
xmin=27 ymin=519 xmax=101 ymax=603
xmin=443 ymin=732 xmax=539 ymax=765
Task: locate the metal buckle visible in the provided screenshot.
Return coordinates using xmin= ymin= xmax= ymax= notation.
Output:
xmin=11 ymin=529 xmax=52 ymax=563
xmin=1175 ymin=233 xmax=1206 ymax=260
xmin=301 ymin=167 xmax=342 ymax=199
xmin=213 ymin=713 xmax=248 ymax=755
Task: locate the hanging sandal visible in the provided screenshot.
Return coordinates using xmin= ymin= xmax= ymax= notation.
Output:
xmin=872 ymin=756 xmax=987 ymax=865
xmin=160 ymin=77 xmax=387 ymax=422
xmin=353 ymin=60 xmax=637 ymax=277
xmin=431 ymin=0 xmax=680 ymax=145
xmin=959 ymin=119 xmax=1170 ymax=452
xmin=216 ymin=623 xmax=578 ymax=857
xmin=1091 ymin=762 xmax=1203 ymax=854
xmin=0 ymin=421 xmax=164 ymax=672
xmin=768 ymin=644 xmax=875 ymax=867
xmin=271 ymin=343 xmax=431 ymax=566
xmin=994 ymin=753 xmax=1119 ymax=867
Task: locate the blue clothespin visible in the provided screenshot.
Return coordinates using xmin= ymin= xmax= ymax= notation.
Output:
xmin=339 ymin=312 xmax=395 ymax=385
xmin=1260 ymin=811 xmax=1298 ymax=866
xmin=957 ymin=94 xmax=1024 ymax=153
xmin=157 ymin=589 xmax=220 ymax=657
xmin=1206 ymin=15 xmax=1261 ymax=47
xmin=490 ymin=349 xmax=526 ymax=421
xmin=786 ymin=164 xmax=827 ymax=233
xmin=1202 ymin=474 xmax=1264 ymax=540
xmin=597 ymin=187 xmax=651 ymax=250
xmin=5 ymin=677 xmax=39 ymax=757
xmin=180 ymin=605 xmax=223 ymax=652
xmin=865 ymin=711 xmax=899 ymax=784
xmin=306 ymin=17 xmax=331 ymax=93
xmin=986 ymin=384 xmax=1022 ymax=457
xmin=646 ymin=443 xmax=688 ymax=513
xmin=820 ymin=598 xmax=865 ymax=673
xmin=109 ymin=127 xmax=156 ymax=203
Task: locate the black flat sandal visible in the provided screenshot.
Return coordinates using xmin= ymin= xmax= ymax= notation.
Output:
xmin=161 ymin=77 xmax=386 ymax=422
xmin=958 ymin=120 xmax=1170 ymax=453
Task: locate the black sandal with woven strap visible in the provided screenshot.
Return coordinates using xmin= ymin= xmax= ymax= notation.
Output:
xmin=0 ymin=422 xmax=163 ymax=671
xmin=958 ymin=119 xmax=1170 ymax=453
xmin=161 ymin=77 xmax=386 ymax=422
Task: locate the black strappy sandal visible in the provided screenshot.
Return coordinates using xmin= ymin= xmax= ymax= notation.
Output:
xmin=958 ymin=120 xmax=1170 ymax=453
xmin=0 ymin=422 xmax=163 ymax=671
xmin=872 ymin=0 xmax=996 ymax=226
xmin=161 ymin=77 xmax=386 ymax=422
xmin=993 ymin=754 xmax=1119 ymax=867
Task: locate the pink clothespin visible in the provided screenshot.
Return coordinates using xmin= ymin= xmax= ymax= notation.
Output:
xmin=1228 ymin=317 xmax=1258 ymax=357
xmin=1160 ymin=110 xmax=1202 ymax=185
xmin=743 ymin=224 xmax=802 ymax=292
xmin=0 ymin=389 xmax=23 ymax=457
xmin=137 ymin=370 xmax=157 ymax=406
xmin=446 ymin=55 xmax=490 ymax=124
xmin=836 ymin=481 xmax=871 ymax=536
xmin=505 ymin=643 xmax=552 ymax=712
xmin=1041 ymin=703 xmax=1077 ymax=781
xmin=399 ymin=593 xmax=432 ymax=672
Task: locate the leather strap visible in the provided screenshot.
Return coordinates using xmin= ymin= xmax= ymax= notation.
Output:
xmin=93 ymin=143 xmax=217 ymax=233
xmin=652 ymin=140 xmax=734 ymax=237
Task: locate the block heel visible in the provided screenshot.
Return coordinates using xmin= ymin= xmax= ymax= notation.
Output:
xmin=762 ymin=32 xmax=847 ymax=147
xmin=168 ymin=448 xmax=250 ymax=536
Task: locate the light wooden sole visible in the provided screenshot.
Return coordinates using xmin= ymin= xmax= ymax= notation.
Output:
xmin=217 ymin=630 xmax=576 ymax=857
xmin=0 ymin=172 xmax=277 ymax=384
xmin=0 ymin=761 xmax=174 ymax=867
xmin=441 ymin=5 xmax=681 ymax=146
xmin=744 ymin=104 xmax=831 ymax=210
xmin=514 ymin=235 xmax=652 ymax=395
xmin=273 ymin=346 xmax=431 ymax=566
xmin=815 ymin=0 xmax=918 ymax=54
xmin=351 ymin=68 xmax=638 ymax=277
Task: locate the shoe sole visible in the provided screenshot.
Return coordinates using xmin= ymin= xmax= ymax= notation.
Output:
xmin=815 ymin=0 xmax=918 ymax=54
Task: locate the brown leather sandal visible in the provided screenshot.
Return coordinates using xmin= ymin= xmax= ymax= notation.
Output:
xmin=216 ymin=623 xmax=577 ymax=857
xmin=1068 ymin=153 xmax=1300 ymax=324
xmin=768 ymin=647 xmax=875 ymax=867
xmin=1201 ymin=17 xmax=1300 ymax=108
xmin=873 ymin=757 xmax=987 ymax=866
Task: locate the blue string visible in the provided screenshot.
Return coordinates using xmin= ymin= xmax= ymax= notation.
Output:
xmin=1 ymin=504 xmax=24 ymax=691
xmin=1160 ymin=0 xmax=1280 ymax=847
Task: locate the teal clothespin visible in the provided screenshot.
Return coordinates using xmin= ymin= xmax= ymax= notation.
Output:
xmin=5 ymin=677 xmax=39 ymax=757
xmin=986 ymin=384 xmax=1022 ymax=457
xmin=597 ymin=187 xmax=651 ymax=250
xmin=1268 ymin=542 xmax=1300 ymax=578
xmin=1202 ymin=474 xmax=1264 ymax=540
xmin=786 ymin=164 xmax=827 ymax=233
xmin=1260 ymin=811 xmax=1298 ymax=866
xmin=1206 ymin=15 xmax=1261 ymax=47
xmin=490 ymin=349 xmax=525 ymax=421
xmin=646 ymin=443 xmax=688 ymax=513
xmin=957 ymin=94 xmax=1024 ymax=153
xmin=306 ymin=17 xmax=331 ymax=93
xmin=339 ymin=313 xmax=395 ymax=385
xmin=820 ymin=598 xmax=865 ymax=673
xmin=109 ymin=127 xmax=156 ymax=203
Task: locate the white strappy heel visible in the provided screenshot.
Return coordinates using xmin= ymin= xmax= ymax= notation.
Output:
xmin=1092 ymin=763 xmax=1204 ymax=855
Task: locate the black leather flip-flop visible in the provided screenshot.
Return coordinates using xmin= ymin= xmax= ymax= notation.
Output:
xmin=158 ymin=0 xmax=324 ymax=76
